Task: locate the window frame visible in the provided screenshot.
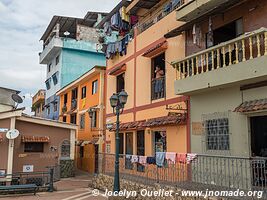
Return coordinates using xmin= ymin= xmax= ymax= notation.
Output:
xmin=24 ymin=142 xmax=44 ymax=153
xmin=92 ymin=80 xmax=98 ymax=95
xmin=61 ymin=140 xmax=70 ymax=158
xmin=116 ymin=73 xmax=125 ymax=93
xmin=81 ymin=86 xmax=87 ymax=99
xmin=56 ymin=55 xmax=60 ymax=65
xmin=91 ymin=111 xmax=97 ymax=128
xmin=80 ymin=114 xmax=85 ymax=129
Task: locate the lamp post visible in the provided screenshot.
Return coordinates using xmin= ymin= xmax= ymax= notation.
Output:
xmin=109 ymin=90 xmax=128 ymax=192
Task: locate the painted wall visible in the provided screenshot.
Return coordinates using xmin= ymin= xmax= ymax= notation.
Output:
xmin=105 ymin=1 xmax=188 ymax=155
xmin=58 ymin=69 xmax=105 ymax=173
xmin=190 ymin=85 xmax=267 ymax=157
xmin=0 ymin=119 xmax=11 ymax=173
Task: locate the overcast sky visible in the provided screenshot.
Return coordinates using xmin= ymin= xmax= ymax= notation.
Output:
xmin=0 ymin=0 xmax=120 ymax=114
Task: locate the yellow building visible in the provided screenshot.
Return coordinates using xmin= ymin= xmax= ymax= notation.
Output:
xmin=57 ymin=66 xmax=105 ymax=173
xmin=100 ymin=0 xmax=189 ymax=158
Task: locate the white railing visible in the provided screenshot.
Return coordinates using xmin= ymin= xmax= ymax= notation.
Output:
xmin=172 ymin=27 xmax=267 ymax=80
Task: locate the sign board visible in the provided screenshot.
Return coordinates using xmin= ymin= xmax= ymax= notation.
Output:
xmin=23 ymin=165 xmax=34 ymax=173
xmin=0 ymin=170 xmax=5 ymax=177
xmin=0 ymin=128 xmax=8 ymax=133
xmin=192 ymin=122 xmax=204 ymax=135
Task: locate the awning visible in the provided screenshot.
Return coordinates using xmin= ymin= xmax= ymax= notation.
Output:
xmin=21 ymin=135 xmax=50 ymax=143
xmin=142 ymin=41 xmax=168 ymax=58
xmin=110 ymin=120 xmax=146 ymax=132
xmin=234 ymin=98 xmax=267 ymax=113
xmin=76 ymin=138 xmax=99 ymax=146
xmin=109 ymin=64 xmax=126 ymax=76
xmin=109 ymin=114 xmax=187 ymax=131
xmin=142 ymin=114 xmax=187 ymax=127
xmin=0 ymin=134 xmax=3 ymax=142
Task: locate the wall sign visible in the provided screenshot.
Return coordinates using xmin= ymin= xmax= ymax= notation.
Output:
xmin=192 ymin=122 xmax=204 ymax=135
xmin=23 ymin=165 xmax=34 ymax=173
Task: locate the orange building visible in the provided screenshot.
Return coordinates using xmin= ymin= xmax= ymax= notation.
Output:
xmin=100 ymin=0 xmax=189 ymax=158
xmin=57 ymin=66 xmax=105 ymax=173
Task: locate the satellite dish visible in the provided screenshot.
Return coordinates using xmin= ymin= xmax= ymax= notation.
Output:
xmin=11 ymin=94 xmax=23 ymax=109
xmin=6 ymin=129 xmax=20 ymax=140
xmin=64 ymin=31 xmax=70 ymax=36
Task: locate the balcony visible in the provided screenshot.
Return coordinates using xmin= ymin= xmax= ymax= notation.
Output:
xmin=176 ymin=0 xmax=241 ymax=22
xmin=172 ymin=27 xmax=267 ymax=95
xmin=39 ymin=36 xmax=63 ymax=64
xmin=32 ymin=90 xmax=45 ymax=106
xmin=151 ymin=77 xmax=165 ymax=101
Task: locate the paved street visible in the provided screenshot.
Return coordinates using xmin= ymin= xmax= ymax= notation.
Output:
xmin=0 ymin=172 xmax=107 ymax=200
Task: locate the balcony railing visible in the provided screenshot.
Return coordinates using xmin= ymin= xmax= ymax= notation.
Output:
xmin=172 ymin=27 xmax=267 ymax=80
xmin=99 ymin=153 xmax=267 ymax=196
xmin=151 ymin=77 xmax=165 ymax=101
xmin=135 ymin=0 xmax=189 ymax=35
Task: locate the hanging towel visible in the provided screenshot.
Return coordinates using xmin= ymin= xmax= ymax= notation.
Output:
xmin=147 ymin=156 xmax=156 ymax=165
xmin=166 ymin=152 xmax=176 ymax=164
xmin=186 ymin=153 xmax=197 ymax=164
xmin=131 ymin=155 xmax=139 ymax=163
xmin=176 ymin=153 xmax=187 ymax=164
xmin=139 ymin=156 xmax=147 ymax=165
xmin=156 ymin=152 xmax=166 ymax=167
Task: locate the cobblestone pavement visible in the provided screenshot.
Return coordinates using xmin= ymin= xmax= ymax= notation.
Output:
xmin=0 ymin=171 xmax=107 ymax=200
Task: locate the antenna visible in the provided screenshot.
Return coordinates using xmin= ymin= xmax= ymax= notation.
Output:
xmin=6 ymin=129 xmax=20 ymax=140
xmin=11 ymin=94 xmax=23 ymax=109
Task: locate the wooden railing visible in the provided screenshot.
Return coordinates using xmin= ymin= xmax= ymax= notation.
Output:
xmin=172 ymin=27 xmax=267 ymax=80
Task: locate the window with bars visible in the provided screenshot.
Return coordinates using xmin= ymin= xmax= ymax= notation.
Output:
xmin=61 ymin=140 xmax=70 ymax=158
xmin=205 ymin=118 xmax=230 ymax=151
xmin=80 ymin=114 xmax=85 ymax=129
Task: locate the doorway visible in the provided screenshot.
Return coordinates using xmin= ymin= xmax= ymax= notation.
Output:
xmin=250 ymin=116 xmax=267 ymax=157
xmin=94 ymin=145 xmax=99 ymax=174
xmin=137 ymin=130 xmax=145 ymax=172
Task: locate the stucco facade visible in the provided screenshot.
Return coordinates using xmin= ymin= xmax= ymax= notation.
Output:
xmin=104 ymin=0 xmax=189 ymax=157
xmin=57 ymin=66 xmax=106 ymax=174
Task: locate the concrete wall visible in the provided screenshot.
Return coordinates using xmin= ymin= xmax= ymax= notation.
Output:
xmin=190 ymin=85 xmax=267 ymax=157
xmin=0 ymin=119 xmax=11 ymax=173
xmin=0 ymin=88 xmax=18 ymax=108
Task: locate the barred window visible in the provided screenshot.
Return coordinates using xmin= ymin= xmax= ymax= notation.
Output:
xmin=61 ymin=140 xmax=70 ymax=158
xmin=80 ymin=114 xmax=85 ymax=129
xmin=205 ymin=118 xmax=230 ymax=150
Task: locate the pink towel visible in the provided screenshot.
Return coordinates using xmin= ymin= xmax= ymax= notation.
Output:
xmin=176 ymin=153 xmax=187 ymax=164
xmin=166 ymin=152 xmax=176 ymax=164
xmin=138 ymin=156 xmax=147 ymax=165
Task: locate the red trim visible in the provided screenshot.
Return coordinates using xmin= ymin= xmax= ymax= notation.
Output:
xmin=106 ymin=96 xmax=189 ymax=118
xmin=109 ymin=64 xmax=126 ymax=76
xmin=186 ymin=97 xmax=191 ymax=153
xmin=106 ymin=37 xmax=166 ymax=74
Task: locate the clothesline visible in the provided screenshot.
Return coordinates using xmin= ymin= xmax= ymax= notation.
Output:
xmin=124 ymin=152 xmax=198 ymax=167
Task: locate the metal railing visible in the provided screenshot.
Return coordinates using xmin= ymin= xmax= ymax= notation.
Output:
xmin=151 ymin=77 xmax=165 ymax=101
xmin=135 ymin=0 xmax=189 ymax=35
xmin=98 ymin=153 xmax=267 ymax=193
xmin=172 ymin=27 xmax=267 ymax=80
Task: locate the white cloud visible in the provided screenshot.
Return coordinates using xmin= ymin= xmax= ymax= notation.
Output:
xmin=0 ymin=0 xmax=120 ymax=114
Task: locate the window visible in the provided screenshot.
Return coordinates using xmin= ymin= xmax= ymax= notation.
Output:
xmin=80 ymin=146 xmax=84 ymax=158
xmin=72 ymin=88 xmax=78 ymax=100
xmin=205 ymin=118 xmax=230 ymax=151
xmin=116 ymin=73 xmax=125 ymax=93
xmin=53 ymin=102 xmax=58 ymax=112
xmin=46 ymin=106 xmax=50 ymax=115
xmin=48 ymin=63 xmax=52 ymax=72
xmin=52 ymin=72 xmax=58 ymax=85
xmin=80 ymin=114 xmax=85 ymax=129
xmin=119 ymin=133 xmax=124 ymax=155
xmin=24 ymin=143 xmax=44 ymax=153
xmin=61 ymin=140 xmax=70 ymax=158
xmin=56 ymin=55 xmax=60 ymax=65
xmin=70 ymin=114 xmax=77 ymax=124
xmin=91 ymin=111 xmax=97 ymax=128
xmin=92 ymin=80 xmax=98 ymax=94
xmin=151 ymin=53 xmax=165 ymax=100
xmin=63 ymin=116 xmax=67 ymax=122
xmin=64 ymin=93 xmax=68 ymax=105
xmin=45 ymin=78 xmax=51 ymax=90
xmin=154 ymin=131 xmax=167 ymax=154
xmin=81 ymin=86 xmax=86 ymax=99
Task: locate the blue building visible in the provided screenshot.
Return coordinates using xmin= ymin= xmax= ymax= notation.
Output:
xmin=39 ymin=13 xmax=107 ymax=120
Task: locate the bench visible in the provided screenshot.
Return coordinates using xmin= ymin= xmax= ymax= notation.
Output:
xmin=0 ymin=184 xmax=38 ymax=195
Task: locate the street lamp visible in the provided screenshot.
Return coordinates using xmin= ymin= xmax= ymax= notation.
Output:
xmin=109 ymin=90 xmax=128 ymax=192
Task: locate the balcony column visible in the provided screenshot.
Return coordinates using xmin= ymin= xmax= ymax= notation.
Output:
xmin=257 ymin=34 xmax=261 ymax=57
xmin=249 ymin=37 xmax=253 ymax=60
xmin=242 ymin=40 xmax=246 ymax=62
xmin=235 ymin=42 xmax=239 ymax=64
